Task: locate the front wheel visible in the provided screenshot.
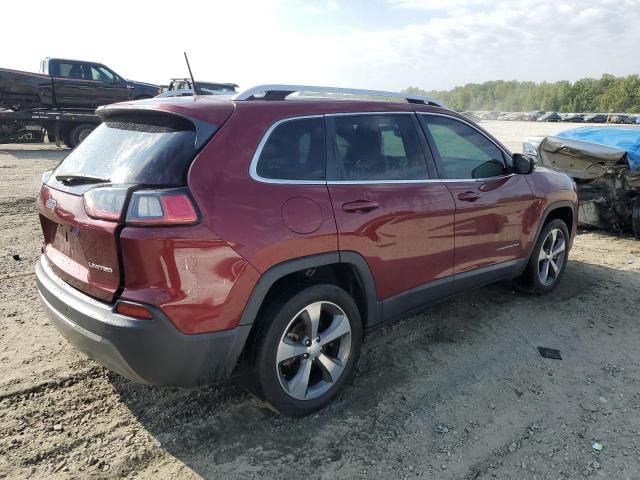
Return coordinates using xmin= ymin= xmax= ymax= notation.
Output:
xmin=515 ymin=219 xmax=569 ymax=294
xmin=247 ymin=284 xmax=362 ymax=417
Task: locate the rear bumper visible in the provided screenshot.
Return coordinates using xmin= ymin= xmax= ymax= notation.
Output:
xmin=35 ymin=256 xmax=251 ymax=386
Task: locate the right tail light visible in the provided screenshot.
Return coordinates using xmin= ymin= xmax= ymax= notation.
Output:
xmin=126 ymin=189 xmax=198 ymax=226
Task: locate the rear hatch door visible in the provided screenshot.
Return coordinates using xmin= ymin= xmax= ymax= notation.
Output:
xmin=38 ymin=102 xmax=232 ymax=302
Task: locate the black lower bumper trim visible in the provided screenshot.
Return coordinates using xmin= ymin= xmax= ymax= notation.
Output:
xmin=35 ymin=257 xmax=251 ymax=386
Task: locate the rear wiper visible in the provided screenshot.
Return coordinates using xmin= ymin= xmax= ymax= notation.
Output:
xmin=55 ymin=175 xmax=111 ymax=186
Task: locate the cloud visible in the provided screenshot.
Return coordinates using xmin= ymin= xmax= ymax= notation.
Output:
xmin=387 ymin=0 xmax=488 ymax=9
xmin=302 ymin=5 xmax=323 ymax=14
xmin=323 ymin=0 xmax=640 ymax=89
xmin=302 ymin=1 xmax=339 ymax=14
xmin=0 ymin=0 xmax=638 ymax=92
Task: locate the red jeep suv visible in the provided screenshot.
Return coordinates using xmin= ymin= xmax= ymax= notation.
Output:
xmin=35 ymin=85 xmax=577 ymax=416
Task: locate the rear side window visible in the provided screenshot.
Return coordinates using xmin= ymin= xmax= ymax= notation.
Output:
xmin=419 ymin=115 xmax=507 ymax=179
xmin=57 ymin=61 xmax=88 ymax=80
xmin=332 ymin=114 xmax=427 ymax=181
xmin=53 ymin=113 xmax=203 ymax=186
xmin=255 ymin=117 xmax=325 ymax=181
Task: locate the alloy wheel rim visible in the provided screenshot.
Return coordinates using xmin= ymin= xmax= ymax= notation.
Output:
xmin=276 ymin=301 xmax=352 ymax=401
xmin=538 ymin=228 xmax=566 ymax=286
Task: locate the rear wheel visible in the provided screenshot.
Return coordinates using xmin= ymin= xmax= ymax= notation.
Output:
xmin=515 ymin=219 xmax=569 ymax=294
xmin=247 ymin=284 xmax=362 ymax=417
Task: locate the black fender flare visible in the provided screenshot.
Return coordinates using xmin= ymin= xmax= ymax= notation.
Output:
xmin=238 ymin=251 xmax=381 ymax=328
xmin=526 ymin=200 xmax=576 ymax=262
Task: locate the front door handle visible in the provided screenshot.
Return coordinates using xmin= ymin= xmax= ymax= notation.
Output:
xmin=342 ymin=200 xmax=379 ymax=213
xmin=458 ymin=191 xmax=481 ymax=202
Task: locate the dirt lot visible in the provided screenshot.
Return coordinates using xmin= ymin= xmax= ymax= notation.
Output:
xmin=1 ymin=121 xmax=640 ymax=479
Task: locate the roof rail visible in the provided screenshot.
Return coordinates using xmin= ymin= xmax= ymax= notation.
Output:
xmin=232 ymin=84 xmax=444 ymax=107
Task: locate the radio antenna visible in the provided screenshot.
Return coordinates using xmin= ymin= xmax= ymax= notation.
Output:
xmin=183 ymin=52 xmax=198 ymax=100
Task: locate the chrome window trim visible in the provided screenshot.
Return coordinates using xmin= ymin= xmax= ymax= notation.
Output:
xmin=328 ymin=179 xmax=433 ymax=185
xmin=328 ymin=111 xmax=415 ymax=117
xmin=326 ymin=175 xmax=515 ymax=185
xmin=249 ymin=111 xmax=514 ymax=185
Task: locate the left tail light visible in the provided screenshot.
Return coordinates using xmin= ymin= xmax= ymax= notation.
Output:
xmin=83 ymin=186 xmax=128 ymax=221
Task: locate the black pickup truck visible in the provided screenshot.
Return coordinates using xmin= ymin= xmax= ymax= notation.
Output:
xmin=0 ymin=57 xmax=159 ymax=111
xmin=1 ymin=58 xmax=160 ymax=147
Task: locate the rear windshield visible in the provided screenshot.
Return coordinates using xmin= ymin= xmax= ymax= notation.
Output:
xmin=54 ymin=113 xmax=200 ymax=186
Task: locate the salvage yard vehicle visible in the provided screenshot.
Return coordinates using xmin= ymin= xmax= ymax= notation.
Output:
xmin=157 ymin=78 xmax=238 ymax=97
xmin=0 ymin=58 xmax=159 ymax=147
xmin=0 ymin=58 xmax=159 ymax=111
xmin=523 ymin=127 xmax=640 ymax=238
xmin=526 ymin=111 xmax=545 ymax=121
xmin=537 ymin=112 xmax=561 ymax=122
xmin=561 ymin=113 xmax=585 ymax=123
xmin=35 ymin=85 xmax=578 ymax=416
xmin=583 ymin=113 xmax=608 ymax=123
xmin=609 ymin=114 xmax=636 ymax=125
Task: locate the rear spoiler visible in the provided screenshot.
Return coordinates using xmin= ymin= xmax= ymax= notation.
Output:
xmin=96 ymin=105 xmax=217 ymax=150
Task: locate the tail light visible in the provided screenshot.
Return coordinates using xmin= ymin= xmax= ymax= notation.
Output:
xmin=126 ymin=189 xmax=198 ymax=226
xmin=83 ymin=186 xmax=128 ymax=221
xmin=83 ymin=187 xmax=198 ymax=226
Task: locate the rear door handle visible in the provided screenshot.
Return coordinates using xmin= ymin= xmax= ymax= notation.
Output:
xmin=342 ymin=200 xmax=380 ymax=213
xmin=458 ymin=191 xmax=481 ymax=202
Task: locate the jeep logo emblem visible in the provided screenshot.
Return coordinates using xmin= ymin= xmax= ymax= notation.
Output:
xmin=45 ymin=197 xmax=57 ymax=210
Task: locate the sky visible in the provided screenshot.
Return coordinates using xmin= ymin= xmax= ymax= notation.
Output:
xmin=1 ymin=0 xmax=639 ymax=92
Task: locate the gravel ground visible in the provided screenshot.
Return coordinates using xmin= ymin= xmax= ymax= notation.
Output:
xmin=1 ymin=122 xmax=640 ymax=479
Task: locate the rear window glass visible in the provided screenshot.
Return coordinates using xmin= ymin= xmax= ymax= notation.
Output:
xmin=53 ymin=114 xmax=201 ymax=186
xmin=255 ymin=117 xmax=325 ymax=181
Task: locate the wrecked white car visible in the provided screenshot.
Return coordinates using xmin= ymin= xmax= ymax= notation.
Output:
xmin=524 ymin=127 xmax=640 ymax=238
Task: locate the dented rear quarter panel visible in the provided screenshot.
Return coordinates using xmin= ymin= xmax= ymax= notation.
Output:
xmin=119 ymin=224 xmax=260 ymax=334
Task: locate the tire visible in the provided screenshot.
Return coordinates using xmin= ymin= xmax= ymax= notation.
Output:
xmin=68 ymin=124 xmax=95 ymax=148
xmin=632 ymin=197 xmax=640 ymax=240
xmin=515 ymin=218 xmax=570 ymax=294
xmin=245 ymin=284 xmax=362 ymax=417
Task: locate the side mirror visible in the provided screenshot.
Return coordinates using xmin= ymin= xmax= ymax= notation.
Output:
xmin=513 ymin=153 xmax=535 ymax=174
xmin=471 ymin=159 xmax=508 ymax=179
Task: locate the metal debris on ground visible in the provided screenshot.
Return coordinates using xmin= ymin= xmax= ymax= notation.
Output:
xmin=434 ymin=424 xmax=449 ymax=434
xmin=592 ymin=442 xmax=604 ymax=451
xmin=538 ymin=347 xmax=562 ymax=360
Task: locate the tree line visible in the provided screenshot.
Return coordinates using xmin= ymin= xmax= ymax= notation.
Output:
xmin=404 ymin=74 xmax=640 ymax=113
